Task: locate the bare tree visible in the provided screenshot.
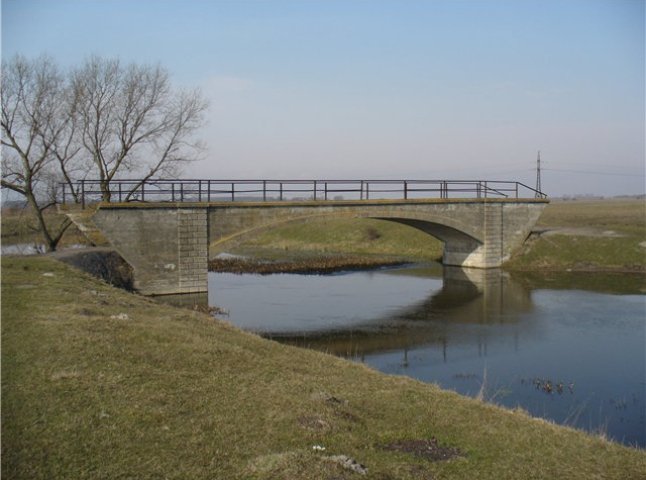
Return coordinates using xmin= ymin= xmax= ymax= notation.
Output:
xmin=1 ymin=55 xmax=208 ymax=250
xmin=1 ymin=55 xmax=78 ymax=251
xmin=71 ymin=56 xmax=208 ymax=201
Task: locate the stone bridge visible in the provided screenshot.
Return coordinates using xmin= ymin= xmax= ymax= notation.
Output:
xmin=77 ymin=197 xmax=547 ymax=295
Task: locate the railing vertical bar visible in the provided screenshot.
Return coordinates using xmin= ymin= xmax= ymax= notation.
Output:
xmin=360 ymin=180 xmax=364 ymax=200
xmin=231 ymin=182 xmax=235 ymax=202
xmin=366 ymin=182 xmax=370 ymax=200
xmin=263 ymin=181 xmax=267 ymax=201
xmin=279 ymin=183 xmax=283 ymax=201
xmin=324 ymin=182 xmax=328 ymax=201
xmin=404 ymin=180 xmax=408 ymax=200
xmin=141 ymin=182 xmax=145 ymax=202
xmin=180 ymin=183 xmax=183 ymax=202
xmin=313 ymin=180 xmax=317 ymax=201
xmin=198 ymin=180 xmax=202 ymax=202
xmin=171 ymin=183 xmax=175 ymax=202
xmin=81 ymin=180 xmax=85 ymax=209
xmin=207 ymin=180 xmax=211 ymax=202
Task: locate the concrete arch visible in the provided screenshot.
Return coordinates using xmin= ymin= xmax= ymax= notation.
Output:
xmin=208 ymin=209 xmax=485 ymax=267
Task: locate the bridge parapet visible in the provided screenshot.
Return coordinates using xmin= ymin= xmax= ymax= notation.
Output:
xmin=62 ymin=179 xmax=546 ymax=207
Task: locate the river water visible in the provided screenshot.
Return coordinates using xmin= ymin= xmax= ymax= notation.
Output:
xmin=208 ymin=264 xmax=645 ymax=448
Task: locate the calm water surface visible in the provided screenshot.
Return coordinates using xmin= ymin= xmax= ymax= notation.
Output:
xmin=208 ymin=265 xmax=646 ymax=447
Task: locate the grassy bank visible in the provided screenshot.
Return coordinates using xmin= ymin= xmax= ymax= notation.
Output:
xmin=2 ymin=256 xmax=645 ymax=479
xmin=212 ymin=216 xmax=444 ymax=262
xmin=215 ymin=198 xmax=645 ymax=272
xmin=506 ymin=198 xmax=645 ymax=272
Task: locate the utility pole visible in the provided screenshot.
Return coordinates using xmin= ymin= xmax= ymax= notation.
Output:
xmin=535 ymin=150 xmax=542 ymax=197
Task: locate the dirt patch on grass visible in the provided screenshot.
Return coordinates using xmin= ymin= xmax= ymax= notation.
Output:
xmin=208 ymin=256 xmax=407 ymax=275
xmin=382 ymin=438 xmax=464 ymax=462
xmin=535 ymin=227 xmax=626 ymax=237
xmin=298 ymin=415 xmax=331 ymax=432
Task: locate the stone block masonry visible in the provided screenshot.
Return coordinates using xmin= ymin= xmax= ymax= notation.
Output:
xmin=92 ymin=205 xmax=209 ymax=295
xmin=178 ymin=209 xmax=208 ymax=293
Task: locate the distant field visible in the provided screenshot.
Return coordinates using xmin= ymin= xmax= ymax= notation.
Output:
xmin=1 ymin=207 xmax=88 ymax=250
xmin=506 ymin=198 xmax=645 ymax=271
xmin=215 ymin=216 xmax=445 ymax=262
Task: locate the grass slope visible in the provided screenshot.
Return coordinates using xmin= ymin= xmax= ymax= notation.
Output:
xmin=213 ymin=217 xmax=444 ymax=262
xmin=3 ymin=256 xmax=645 ymax=479
xmin=507 ymin=199 xmax=645 ymax=271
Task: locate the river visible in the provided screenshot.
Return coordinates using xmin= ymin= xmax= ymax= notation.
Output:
xmin=207 ymin=264 xmax=645 ymax=448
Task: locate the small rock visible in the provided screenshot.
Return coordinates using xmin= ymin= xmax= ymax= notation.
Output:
xmin=328 ymin=455 xmax=367 ymax=475
xmin=110 ymin=313 xmax=130 ymax=320
xmin=42 ymin=272 xmax=55 ymax=277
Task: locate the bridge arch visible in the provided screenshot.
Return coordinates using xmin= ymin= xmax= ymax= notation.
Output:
xmin=208 ymin=209 xmax=484 ymax=265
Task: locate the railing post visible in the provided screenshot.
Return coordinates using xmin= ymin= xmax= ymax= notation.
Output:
xmin=81 ymin=180 xmax=85 ymax=209
xmin=366 ymin=182 xmax=370 ymax=200
xmin=172 ymin=183 xmax=175 ymax=202
xmin=313 ymin=180 xmax=317 ymax=201
xmin=118 ymin=183 xmax=123 ymax=202
xmin=484 ymin=181 xmax=488 ymax=199
xmin=198 ymin=180 xmax=202 ymax=202
xmin=263 ymin=181 xmax=267 ymax=201
xmin=279 ymin=183 xmax=283 ymax=201
xmin=516 ymin=182 xmax=519 ymax=198
xmin=141 ymin=181 xmax=145 ymax=202
xmin=61 ymin=184 xmax=66 ymax=205
xmin=324 ymin=182 xmax=328 ymax=201
xmin=360 ymin=180 xmax=364 ymax=200
xmin=180 ymin=183 xmax=183 ymax=202
xmin=404 ymin=181 xmax=408 ymax=200
xmin=231 ymin=182 xmax=235 ymax=202
xmin=207 ymin=180 xmax=211 ymax=202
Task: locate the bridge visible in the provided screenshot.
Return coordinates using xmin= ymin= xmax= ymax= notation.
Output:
xmin=62 ymin=179 xmax=548 ymax=296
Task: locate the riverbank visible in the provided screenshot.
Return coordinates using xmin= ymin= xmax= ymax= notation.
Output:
xmin=208 ymin=255 xmax=408 ymax=275
xmin=2 ymin=256 xmax=644 ymax=479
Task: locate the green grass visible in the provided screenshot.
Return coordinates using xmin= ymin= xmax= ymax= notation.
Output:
xmin=3 ymin=256 xmax=645 ymax=479
xmin=214 ymin=217 xmax=444 ymax=262
xmin=507 ymin=199 xmax=646 ymax=271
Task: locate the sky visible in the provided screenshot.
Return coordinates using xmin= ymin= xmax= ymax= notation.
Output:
xmin=2 ymin=0 xmax=645 ymax=196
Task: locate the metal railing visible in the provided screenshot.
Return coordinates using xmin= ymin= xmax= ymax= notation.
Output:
xmin=61 ymin=179 xmax=547 ymax=208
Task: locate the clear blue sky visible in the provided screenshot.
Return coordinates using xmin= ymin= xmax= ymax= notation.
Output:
xmin=2 ymin=0 xmax=644 ymax=196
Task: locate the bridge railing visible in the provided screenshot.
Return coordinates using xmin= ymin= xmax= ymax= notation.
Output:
xmin=61 ymin=179 xmax=547 ymax=207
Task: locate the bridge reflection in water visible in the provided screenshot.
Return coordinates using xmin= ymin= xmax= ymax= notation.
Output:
xmin=274 ymin=266 xmax=538 ymax=362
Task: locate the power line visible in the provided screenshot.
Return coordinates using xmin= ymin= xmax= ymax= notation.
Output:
xmin=543 ymin=168 xmax=645 ymax=177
